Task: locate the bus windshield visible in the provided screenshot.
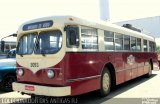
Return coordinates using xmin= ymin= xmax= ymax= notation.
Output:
xmin=17 ymin=33 xmax=37 ymax=55
xmin=17 ymin=31 xmax=62 ymax=55
xmin=34 ymin=30 xmax=62 ymax=54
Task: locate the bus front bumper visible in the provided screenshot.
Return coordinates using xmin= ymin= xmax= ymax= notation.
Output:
xmin=12 ymin=82 xmax=71 ymax=97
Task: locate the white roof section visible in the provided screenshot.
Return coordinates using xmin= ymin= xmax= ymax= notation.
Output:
xmin=18 ymin=15 xmax=155 ymax=41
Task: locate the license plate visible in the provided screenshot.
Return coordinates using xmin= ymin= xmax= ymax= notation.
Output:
xmin=25 ymin=85 xmax=35 ymax=91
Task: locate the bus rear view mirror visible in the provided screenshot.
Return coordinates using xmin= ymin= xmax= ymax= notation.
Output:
xmin=1 ymin=41 xmax=5 ymax=52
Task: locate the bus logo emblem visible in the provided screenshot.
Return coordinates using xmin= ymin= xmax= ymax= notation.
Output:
xmin=127 ymin=55 xmax=135 ymax=65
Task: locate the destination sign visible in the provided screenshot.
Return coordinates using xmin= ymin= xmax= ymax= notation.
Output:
xmin=23 ymin=20 xmax=53 ymax=31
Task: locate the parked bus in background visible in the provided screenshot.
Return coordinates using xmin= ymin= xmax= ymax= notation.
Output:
xmin=13 ymin=16 xmax=158 ymax=97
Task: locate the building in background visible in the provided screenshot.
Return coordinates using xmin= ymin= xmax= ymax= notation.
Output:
xmin=115 ymin=16 xmax=160 ymax=46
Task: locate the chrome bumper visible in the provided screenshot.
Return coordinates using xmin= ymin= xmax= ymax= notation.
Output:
xmin=12 ymin=82 xmax=71 ymax=97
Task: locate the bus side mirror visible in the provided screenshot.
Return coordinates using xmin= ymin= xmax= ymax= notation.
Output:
xmin=1 ymin=41 xmax=5 ymax=52
xmin=65 ymin=26 xmax=79 ymax=47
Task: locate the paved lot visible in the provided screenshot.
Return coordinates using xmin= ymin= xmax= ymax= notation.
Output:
xmin=0 ymin=71 xmax=160 ymax=104
xmin=0 ymin=55 xmax=7 ymax=59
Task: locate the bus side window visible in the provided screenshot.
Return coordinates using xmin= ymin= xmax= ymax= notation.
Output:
xmin=143 ymin=39 xmax=148 ymax=52
xmin=149 ymin=41 xmax=156 ymax=52
xmin=81 ymin=26 xmax=98 ymax=50
xmin=131 ymin=37 xmax=136 ymax=51
xmin=115 ymin=33 xmax=123 ymax=50
xmin=104 ymin=31 xmax=114 ymax=51
xmin=124 ymin=35 xmax=130 ymax=51
xmin=65 ymin=26 xmax=79 ymax=48
xmin=136 ymin=38 xmax=141 ymax=52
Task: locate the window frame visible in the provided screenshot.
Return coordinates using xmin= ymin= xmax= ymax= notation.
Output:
xmin=123 ymin=35 xmax=130 ymax=51
xmin=17 ymin=32 xmax=37 ymax=55
xmin=81 ymin=26 xmax=98 ymax=51
xmin=115 ymin=33 xmax=123 ymax=51
xmin=149 ymin=41 xmax=156 ymax=52
xmin=66 ymin=26 xmax=80 ymax=48
xmin=104 ymin=30 xmax=115 ymax=51
xmin=131 ymin=36 xmax=137 ymax=52
xmin=34 ymin=30 xmax=63 ymax=54
xmin=136 ymin=38 xmax=142 ymax=52
xmin=143 ymin=39 xmax=148 ymax=52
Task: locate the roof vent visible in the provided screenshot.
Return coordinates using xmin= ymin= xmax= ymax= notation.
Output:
xmin=122 ymin=24 xmax=141 ymax=32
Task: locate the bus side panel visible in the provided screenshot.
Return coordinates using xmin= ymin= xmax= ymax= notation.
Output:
xmin=144 ymin=62 xmax=150 ymax=74
xmin=123 ymin=53 xmax=132 ymax=81
xmin=64 ymin=52 xmax=115 ymax=79
xmin=64 ymin=52 xmax=114 ymax=96
xmin=116 ymin=71 xmax=125 ymax=85
xmin=132 ymin=68 xmax=138 ymax=79
xmin=137 ymin=62 xmax=144 ymax=77
xmin=131 ymin=53 xmax=138 ymax=79
xmin=115 ymin=52 xmax=157 ymax=85
xmin=114 ymin=53 xmax=125 ymax=85
xmin=69 ymin=78 xmax=100 ymax=96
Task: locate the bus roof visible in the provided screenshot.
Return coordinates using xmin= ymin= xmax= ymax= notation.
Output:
xmin=18 ymin=15 xmax=155 ymax=41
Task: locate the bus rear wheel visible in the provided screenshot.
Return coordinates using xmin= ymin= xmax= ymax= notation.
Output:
xmin=99 ymin=68 xmax=111 ymax=96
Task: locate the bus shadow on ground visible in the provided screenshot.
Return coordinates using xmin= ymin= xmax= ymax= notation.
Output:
xmin=11 ymin=74 xmax=157 ymax=104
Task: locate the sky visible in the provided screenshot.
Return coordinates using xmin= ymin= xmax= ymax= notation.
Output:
xmin=0 ymin=0 xmax=160 ymax=42
xmin=0 ymin=0 xmax=100 ymax=40
xmin=109 ymin=0 xmax=160 ymax=22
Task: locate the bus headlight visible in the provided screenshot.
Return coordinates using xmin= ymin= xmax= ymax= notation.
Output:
xmin=47 ymin=69 xmax=55 ymax=78
xmin=18 ymin=68 xmax=24 ymax=76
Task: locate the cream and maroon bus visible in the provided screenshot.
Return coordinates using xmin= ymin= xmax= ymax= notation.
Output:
xmin=13 ymin=16 xmax=158 ymax=97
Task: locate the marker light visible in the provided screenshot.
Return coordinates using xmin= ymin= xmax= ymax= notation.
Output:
xmin=47 ymin=69 xmax=55 ymax=78
xmin=18 ymin=68 xmax=24 ymax=76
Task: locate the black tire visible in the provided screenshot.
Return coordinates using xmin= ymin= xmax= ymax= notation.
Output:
xmin=145 ymin=63 xmax=152 ymax=78
xmin=99 ymin=68 xmax=111 ymax=96
xmin=1 ymin=75 xmax=16 ymax=92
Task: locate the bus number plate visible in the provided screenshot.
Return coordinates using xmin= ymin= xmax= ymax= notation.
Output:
xmin=25 ymin=85 xmax=35 ymax=91
xmin=30 ymin=63 xmax=39 ymax=67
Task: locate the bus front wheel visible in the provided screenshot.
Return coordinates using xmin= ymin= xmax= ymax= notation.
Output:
xmin=99 ymin=68 xmax=111 ymax=96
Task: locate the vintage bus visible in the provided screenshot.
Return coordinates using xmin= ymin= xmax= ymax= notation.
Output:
xmin=13 ymin=16 xmax=158 ymax=97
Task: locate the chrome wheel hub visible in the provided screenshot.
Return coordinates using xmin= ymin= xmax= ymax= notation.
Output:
xmin=102 ymin=73 xmax=110 ymax=91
